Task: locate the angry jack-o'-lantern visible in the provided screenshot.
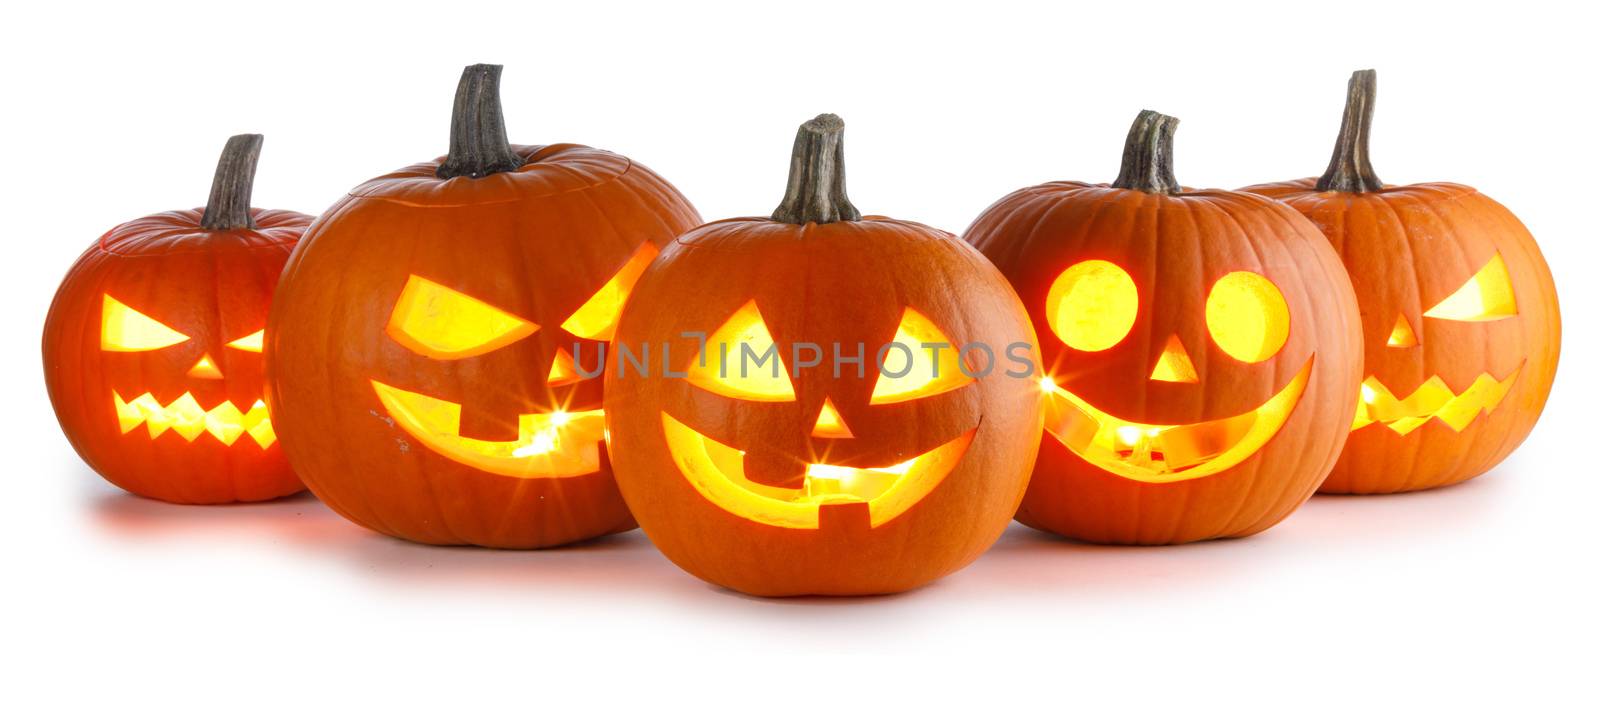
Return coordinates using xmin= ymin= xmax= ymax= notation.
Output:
xmin=1244 ymin=70 xmax=1560 ymax=493
xmin=964 ymin=111 xmax=1363 ymax=544
xmin=43 ymin=135 xmax=310 ymax=503
xmin=267 ymin=65 xmax=701 ymax=548
xmin=606 ymin=114 xmax=1041 ymax=596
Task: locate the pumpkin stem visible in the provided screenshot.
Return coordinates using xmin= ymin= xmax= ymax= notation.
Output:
xmin=200 ymin=134 xmax=262 ymax=231
xmin=1111 ymin=110 xmax=1181 ymax=195
xmin=1317 ymin=69 xmax=1384 ymax=192
xmin=771 ymin=113 xmax=861 ymax=225
xmin=436 ymin=64 xmax=527 ymax=180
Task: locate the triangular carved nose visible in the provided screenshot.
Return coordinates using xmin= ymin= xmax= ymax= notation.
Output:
xmin=1387 ymin=314 xmax=1419 ymax=347
xmin=811 ymin=398 xmax=853 ymax=438
xmin=188 ymin=353 xmax=223 ymax=379
xmin=1149 ymin=335 xmax=1198 ymax=383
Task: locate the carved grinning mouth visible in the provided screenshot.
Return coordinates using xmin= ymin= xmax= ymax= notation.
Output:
xmin=113 ymin=391 xmax=275 ymax=447
xmin=1354 ymin=366 xmax=1521 ymax=435
xmin=1040 ymin=358 xmax=1313 ymax=483
xmin=661 ymin=412 xmax=976 ymax=529
xmin=371 ymin=380 xmax=606 ymax=479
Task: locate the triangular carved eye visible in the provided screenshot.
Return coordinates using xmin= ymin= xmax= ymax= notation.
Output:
xmin=102 ymin=295 xmax=190 ymax=352
xmin=1424 ymin=253 xmax=1517 ymax=322
xmin=562 ymin=243 xmax=659 ymax=341
xmin=226 ymin=330 xmax=265 ymax=352
xmin=869 ymin=308 xmax=972 ymax=404
xmin=387 ymin=276 xmax=537 ymax=359
xmin=687 ymin=301 xmax=796 ymax=402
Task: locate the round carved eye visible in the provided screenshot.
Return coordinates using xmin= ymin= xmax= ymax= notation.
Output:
xmin=1206 ymin=272 xmax=1290 ymax=363
xmin=1045 ymin=260 xmax=1138 ymax=352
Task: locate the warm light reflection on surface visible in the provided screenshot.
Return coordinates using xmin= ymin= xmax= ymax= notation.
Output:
xmin=1353 ymin=367 xmax=1521 ymax=435
xmin=387 ymin=276 xmax=538 ymax=359
xmin=1424 ymin=254 xmax=1518 ymax=322
xmin=661 ymin=412 xmax=974 ymax=529
xmin=101 ymin=295 xmax=190 ymax=352
xmin=114 ymin=392 xmax=275 ymax=447
xmin=561 ymin=243 xmax=659 ymax=341
xmin=371 ymin=380 xmax=604 ymax=478
xmin=1040 ymin=358 xmax=1312 ymax=483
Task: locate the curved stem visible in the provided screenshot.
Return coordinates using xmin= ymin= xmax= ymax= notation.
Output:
xmin=200 ymin=134 xmax=262 ymax=230
xmin=1317 ymin=69 xmax=1383 ymax=192
xmin=435 ymin=64 xmax=526 ymax=180
xmin=1111 ymin=110 xmax=1180 ymax=195
xmin=771 ymin=113 xmax=860 ymax=224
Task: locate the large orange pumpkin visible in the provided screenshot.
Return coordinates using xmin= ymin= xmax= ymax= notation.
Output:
xmin=964 ymin=111 xmax=1363 ymax=544
xmin=1244 ymin=70 xmax=1560 ymax=493
xmin=266 ymin=64 xmax=702 ymax=548
xmin=605 ymin=114 xmax=1042 ymax=596
xmin=43 ymin=134 xmax=310 ymax=504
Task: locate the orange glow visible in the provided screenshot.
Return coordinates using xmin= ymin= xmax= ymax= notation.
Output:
xmin=226 ymin=329 xmax=265 ymax=352
xmin=187 ymin=353 xmax=223 ymax=379
xmin=561 ymin=243 xmax=659 ymax=341
xmin=1353 ymin=367 xmax=1521 ymax=435
xmin=370 ymin=380 xmax=604 ymax=478
xmin=686 ymin=300 xmax=796 ymax=402
xmin=869 ymin=308 xmax=973 ymax=404
xmin=1425 ymin=253 xmax=1518 ymax=322
xmin=546 ymin=347 xmax=580 ymax=385
xmin=113 ymin=391 xmax=275 ymax=448
xmin=386 ymin=275 xmax=537 ymax=359
xmin=661 ymin=412 xmax=974 ymax=529
xmin=101 ymin=295 xmax=189 ymax=352
xmin=1387 ymin=315 xmax=1419 ymax=347
xmin=1149 ymin=334 xmax=1198 ymax=383
xmin=1041 ymin=358 xmax=1312 ymax=483
xmin=1045 ymin=260 xmax=1138 ymax=352
xmin=811 ymin=398 xmax=853 ymax=438
xmin=1206 ymin=271 xmax=1290 ymax=363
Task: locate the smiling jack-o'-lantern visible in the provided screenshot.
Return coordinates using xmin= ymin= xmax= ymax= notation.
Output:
xmin=267 ymin=65 xmax=701 ymax=548
xmin=606 ymin=114 xmax=1041 ymax=596
xmin=964 ymin=111 xmax=1362 ymax=544
xmin=1244 ymin=70 xmax=1560 ymax=493
xmin=43 ymin=134 xmax=310 ymax=503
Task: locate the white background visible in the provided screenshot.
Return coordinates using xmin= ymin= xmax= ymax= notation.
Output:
xmin=3 ymin=1 xmax=1595 ymax=707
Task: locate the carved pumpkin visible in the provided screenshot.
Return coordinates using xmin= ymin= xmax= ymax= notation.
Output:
xmin=43 ymin=135 xmax=310 ymax=504
xmin=964 ymin=111 xmax=1363 ymax=544
xmin=605 ymin=114 xmax=1041 ymax=596
xmin=1243 ymin=70 xmax=1561 ymax=493
xmin=267 ymin=64 xmax=702 ymax=548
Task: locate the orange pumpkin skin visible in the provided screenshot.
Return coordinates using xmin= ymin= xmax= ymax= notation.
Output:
xmin=1242 ymin=70 xmax=1559 ymax=494
xmin=606 ymin=116 xmax=1041 ymax=596
xmin=1241 ymin=181 xmax=1559 ymax=493
xmin=44 ymin=207 xmax=309 ymax=503
xmin=268 ymin=140 xmax=701 ymax=548
xmin=964 ymin=112 xmax=1362 ymax=544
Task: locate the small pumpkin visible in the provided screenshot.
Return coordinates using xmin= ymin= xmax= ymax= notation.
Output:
xmin=43 ymin=134 xmax=310 ymax=504
xmin=267 ymin=64 xmax=702 ymax=548
xmin=964 ymin=111 xmax=1363 ymax=544
xmin=1243 ymin=70 xmax=1560 ymax=493
xmin=605 ymin=114 xmax=1042 ymax=596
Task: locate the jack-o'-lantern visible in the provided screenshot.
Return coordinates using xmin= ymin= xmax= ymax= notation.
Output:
xmin=1244 ymin=70 xmax=1560 ymax=493
xmin=964 ymin=111 xmax=1363 ymax=544
xmin=267 ymin=64 xmax=702 ymax=548
xmin=43 ymin=134 xmax=310 ymax=504
xmin=606 ymin=114 xmax=1041 ymax=596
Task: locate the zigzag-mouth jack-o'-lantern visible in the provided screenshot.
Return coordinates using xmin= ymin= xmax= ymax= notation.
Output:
xmin=606 ymin=115 xmax=1042 ymax=596
xmin=267 ymin=65 xmax=702 ymax=548
xmin=1244 ymin=70 xmax=1560 ymax=494
xmin=964 ymin=111 xmax=1363 ymax=545
xmin=43 ymin=135 xmax=311 ymax=504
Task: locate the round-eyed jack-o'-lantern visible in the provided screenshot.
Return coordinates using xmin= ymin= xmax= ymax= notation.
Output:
xmin=1244 ymin=70 xmax=1560 ymax=493
xmin=606 ymin=114 xmax=1042 ymax=596
xmin=267 ymin=65 xmax=702 ymax=548
xmin=44 ymin=134 xmax=310 ymax=504
xmin=964 ymin=111 xmax=1363 ymax=544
